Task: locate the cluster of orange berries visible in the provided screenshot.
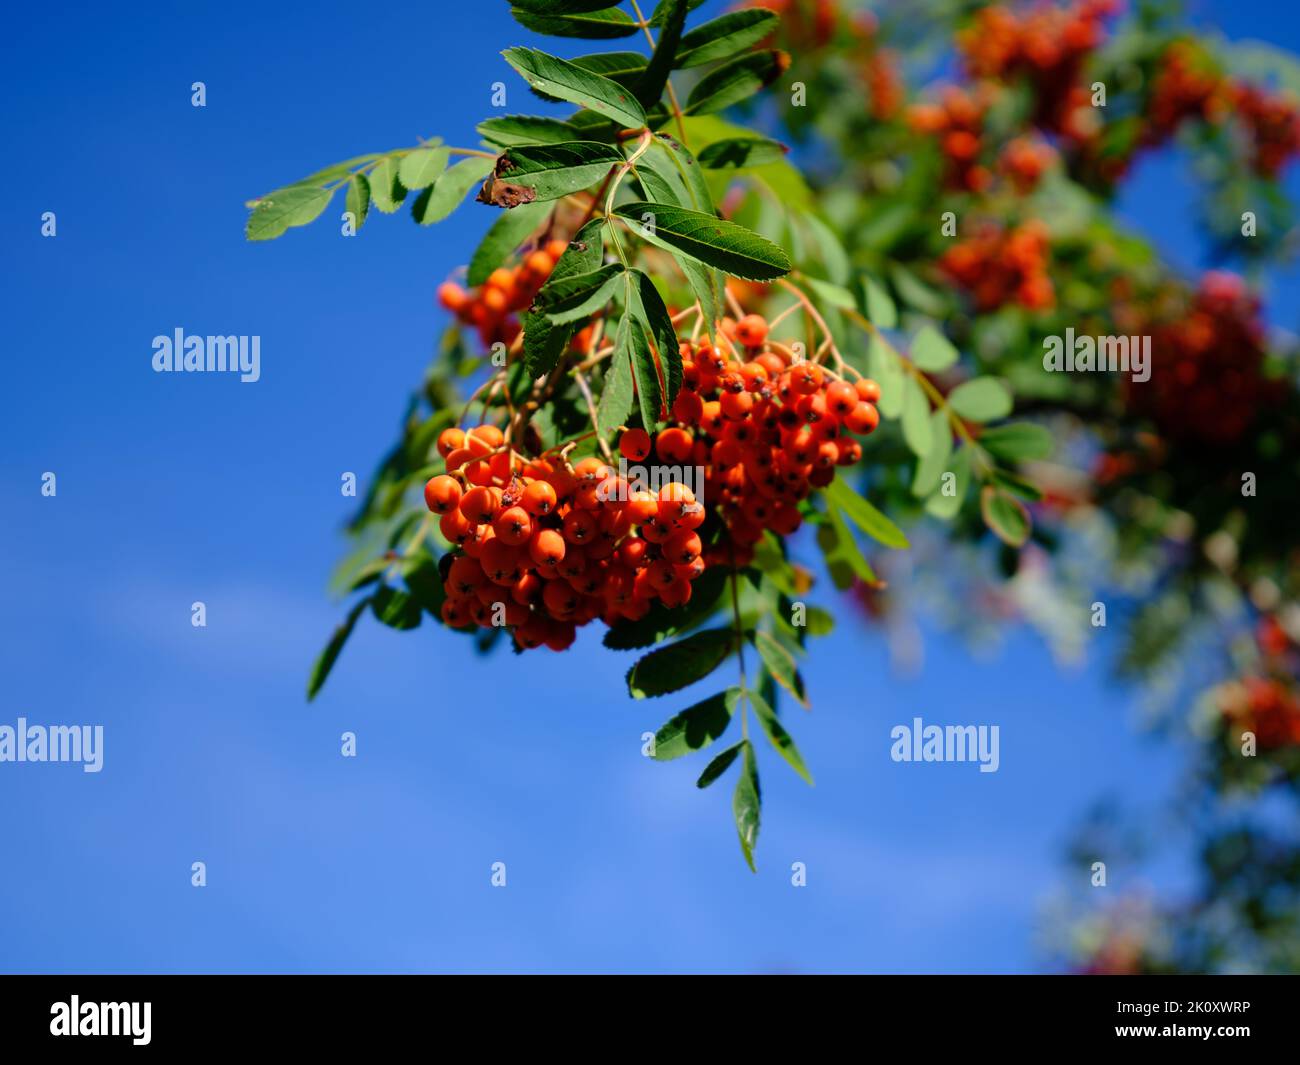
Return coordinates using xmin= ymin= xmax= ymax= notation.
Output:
xmin=1228 ymin=81 xmax=1300 ymax=178
xmin=1141 ymin=41 xmax=1300 ymax=177
xmin=1216 ymin=615 xmax=1300 ymax=753
xmin=436 ymin=238 xmax=570 ymax=349
xmin=420 ymin=312 xmax=882 ymax=649
xmin=1124 ymin=271 xmax=1282 ymax=444
xmin=939 ymin=219 xmax=1054 ymax=311
xmin=749 ymin=0 xmax=839 ymax=50
xmin=1144 ymin=40 xmax=1227 ymax=145
xmin=423 ymin=423 xmax=711 ymax=651
xmin=957 ymin=0 xmax=1121 ymax=134
xmin=1219 ymin=677 xmax=1300 ymax=751
xmin=908 ymin=87 xmax=1057 ymax=195
xmin=664 ymin=313 xmax=880 ymax=568
xmin=907 ymin=86 xmax=994 ymax=194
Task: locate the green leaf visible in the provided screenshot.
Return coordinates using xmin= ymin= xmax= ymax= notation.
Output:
xmin=977 ymin=422 xmax=1053 ymax=463
xmin=696 ymin=740 xmax=743 ymax=788
xmin=948 ymin=377 xmax=1013 ymax=423
xmin=990 ymin=468 xmax=1043 ymax=502
xmin=752 ymin=630 xmax=808 ymax=708
xmin=398 ymin=147 xmax=450 ymax=190
xmin=818 ymin=505 xmax=875 ymax=589
xmin=626 ymin=627 xmax=736 ymax=698
xmin=298 ymin=153 xmax=383 ymax=185
xmin=805 ymin=277 xmax=856 ymax=313
xmin=649 ymin=0 xmax=706 ymax=24
xmin=864 ymin=276 xmax=897 ymax=329
xmin=652 ymin=134 xmax=716 ymax=215
xmin=477 ymin=115 xmax=584 ymax=147
xmin=306 ymin=599 xmax=368 ymax=701
xmin=402 ymin=553 xmax=446 ymax=617
xmin=805 ymin=606 xmax=834 ymax=635
xmin=370 ymin=585 xmax=421 ymax=629
xmin=533 ymin=263 xmax=624 ymax=323
xmin=368 ymin=156 xmax=406 ymax=213
xmin=675 ymin=254 xmax=723 ymax=340
xmin=629 ymin=269 xmax=683 ymax=410
xmin=495 ymin=141 xmax=622 ymax=200
xmin=911 ymin=410 xmax=953 ymax=498
xmin=626 ymin=311 xmax=665 ymax=432
xmin=653 ymin=688 xmax=740 ymax=760
xmin=597 ymin=317 xmax=635 ymax=436
xmin=748 ymin=690 xmax=813 ymax=784
xmin=900 ymin=375 xmax=933 ymax=457
xmin=733 ymin=741 xmax=761 ymax=872
xmin=570 ymin=51 xmax=649 ymax=82
xmin=824 ymin=474 xmax=909 ymax=549
xmin=344 ymin=174 xmax=370 ymax=230
xmin=467 ymin=200 xmax=549 ymax=287
xmin=246 ymin=185 xmax=334 ymax=241
xmin=636 ymin=0 xmax=689 ymax=108
xmin=798 ymin=211 xmax=851 ymax=285
xmin=869 ymin=333 xmax=906 ymax=419
xmin=412 ymin=157 xmax=494 ymax=225
xmin=675 ymin=9 xmax=780 ymax=68
xmin=911 ymin=324 xmax=959 ymax=373
xmin=890 ymin=262 xmax=947 ymax=316
xmin=980 ymin=485 xmax=1031 ymax=547
xmin=502 ymin=47 xmax=647 ymax=129
xmin=510 ymin=4 xmax=639 ymax=39
xmin=684 ymin=49 xmax=789 ymax=115
xmin=924 ymin=445 xmax=971 ymax=520
xmin=614 ymin=201 xmax=790 ymax=281
xmin=697 ymin=136 xmax=789 ymax=169
xmin=521 ymin=311 xmax=572 ymax=379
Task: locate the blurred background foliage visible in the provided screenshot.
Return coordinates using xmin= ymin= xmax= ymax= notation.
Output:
xmin=736 ymin=0 xmax=1300 ymax=971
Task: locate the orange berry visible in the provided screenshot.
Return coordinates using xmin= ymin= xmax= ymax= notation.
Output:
xmin=423 ymin=474 xmax=462 ymax=515
xmin=528 ymin=528 xmax=566 ymax=569
xmin=470 ymin=424 xmax=505 ymax=448
xmin=790 ymin=362 xmax=824 ymax=394
xmin=562 ymin=509 xmax=598 ymax=545
xmin=439 ymin=508 xmax=475 ymax=547
xmin=663 ymin=529 xmax=703 ymax=566
xmin=522 ymin=479 xmax=557 ymax=517
xmin=854 ymin=377 xmax=882 ymax=403
xmin=436 ymin=427 xmax=466 ymax=458
xmin=826 ymin=381 xmax=858 ymax=416
xmin=573 ymin=456 xmax=611 ymax=486
xmin=445 ymin=447 xmax=473 ymax=472
xmin=493 ymin=505 xmax=533 ymax=546
xmin=524 ymin=250 xmax=553 ymax=278
xmin=734 ymin=314 xmax=769 ymax=348
xmin=845 ymin=402 xmax=880 ymax=435
xmin=619 ymin=428 xmax=652 ymax=462
xmin=459 ymin=485 xmax=499 ymax=525
xmin=437 ymin=282 xmax=468 ymax=312
xmin=720 ymin=390 xmax=754 ymax=420
xmin=656 ymin=427 xmax=694 ymax=463
xmin=480 ymin=539 xmax=522 ymax=585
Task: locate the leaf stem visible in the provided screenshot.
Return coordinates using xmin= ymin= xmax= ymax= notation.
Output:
xmin=630 ymin=0 xmax=689 ymax=145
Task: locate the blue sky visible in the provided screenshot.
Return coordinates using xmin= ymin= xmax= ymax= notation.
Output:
xmin=0 ymin=0 xmax=1294 ymax=973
